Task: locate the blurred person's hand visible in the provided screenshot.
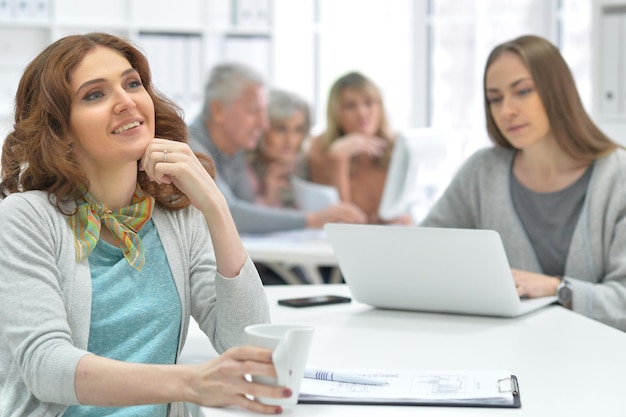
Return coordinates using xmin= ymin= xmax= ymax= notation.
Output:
xmin=328 ymin=133 xmax=388 ymax=160
xmin=306 ymin=202 xmax=367 ymax=228
xmin=511 ymin=269 xmax=561 ymax=299
xmin=378 ymin=213 xmax=414 ymax=225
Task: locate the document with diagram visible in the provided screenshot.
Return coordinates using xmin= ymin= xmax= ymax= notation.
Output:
xmin=298 ymin=369 xmax=520 ymax=408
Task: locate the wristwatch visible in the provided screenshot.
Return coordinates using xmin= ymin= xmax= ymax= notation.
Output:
xmin=556 ymin=277 xmax=572 ymax=308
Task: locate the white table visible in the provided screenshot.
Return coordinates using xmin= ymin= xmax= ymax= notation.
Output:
xmin=183 ymin=284 xmax=626 ymax=417
xmin=241 ymin=230 xmax=340 ymax=285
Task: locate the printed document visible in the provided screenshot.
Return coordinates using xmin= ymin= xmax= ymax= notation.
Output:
xmin=299 ymin=369 xmax=517 ymax=406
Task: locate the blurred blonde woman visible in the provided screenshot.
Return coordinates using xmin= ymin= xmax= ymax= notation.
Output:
xmin=307 ymin=71 xmax=412 ymax=224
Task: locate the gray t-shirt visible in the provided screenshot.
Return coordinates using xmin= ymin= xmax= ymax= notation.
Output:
xmin=510 ymin=163 xmax=593 ymax=277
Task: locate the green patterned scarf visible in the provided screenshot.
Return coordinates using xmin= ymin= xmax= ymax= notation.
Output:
xmin=67 ymin=187 xmax=155 ymax=271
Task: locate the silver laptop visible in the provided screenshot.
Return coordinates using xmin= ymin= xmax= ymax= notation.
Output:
xmin=324 ymin=223 xmax=556 ymax=317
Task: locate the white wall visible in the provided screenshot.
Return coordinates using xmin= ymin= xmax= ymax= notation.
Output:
xmin=0 ymin=0 xmax=612 ymax=151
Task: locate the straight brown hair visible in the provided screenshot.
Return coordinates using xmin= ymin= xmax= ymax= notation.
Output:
xmin=484 ymin=35 xmax=617 ymax=161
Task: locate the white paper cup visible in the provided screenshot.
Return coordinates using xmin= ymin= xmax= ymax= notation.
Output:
xmin=245 ymin=323 xmax=314 ymax=406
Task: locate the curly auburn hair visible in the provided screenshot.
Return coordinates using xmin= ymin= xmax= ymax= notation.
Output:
xmin=0 ymin=32 xmax=214 ymax=213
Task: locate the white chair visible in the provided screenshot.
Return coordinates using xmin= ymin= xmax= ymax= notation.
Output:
xmin=291 ymin=176 xmax=340 ymax=211
xmin=378 ymin=128 xmax=451 ymax=223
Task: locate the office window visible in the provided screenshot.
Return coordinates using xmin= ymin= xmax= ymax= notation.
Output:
xmin=427 ymin=0 xmax=593 ymax=157
xmin=315 ymin=0 xmax=417 ymax=133
xmin=272 ymin=0 xmax=593 ymax=161
xmin=559 ymin=0 xmax=593 ymax=113
xmin=429 ymin=0 xmax=560 ymax=156
xmin=273 ymin=0 xmax=422 ymax=133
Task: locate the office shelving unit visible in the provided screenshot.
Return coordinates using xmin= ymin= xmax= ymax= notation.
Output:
xmin=593 ymin=0 xmax=626 ymax=142
xmin=0 ymin=0 xmax=274 ymax=140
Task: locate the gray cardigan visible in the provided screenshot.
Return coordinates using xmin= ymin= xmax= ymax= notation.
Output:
xmin=422 ymin=146 xmax=626 ymax=331
xmin=0 ymin=191 xmax=270 ymax=417
xmin=188 ymin=116 xmax=307 ymax=234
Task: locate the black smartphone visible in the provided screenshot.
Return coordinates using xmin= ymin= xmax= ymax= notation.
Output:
xmin=277 ymin=295 xmax=352 ymax=308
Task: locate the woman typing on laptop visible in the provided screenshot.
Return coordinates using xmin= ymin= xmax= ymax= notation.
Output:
xmin=421 ymin=35 xmax=626 ymax=331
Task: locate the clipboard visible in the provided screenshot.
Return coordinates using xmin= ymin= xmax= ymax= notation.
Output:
xmin=298 ymin=370 xmax=521 ymax=408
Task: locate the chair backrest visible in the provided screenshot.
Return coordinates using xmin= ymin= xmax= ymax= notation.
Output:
xmin=378 ymin=128 xmax=450 ymax=221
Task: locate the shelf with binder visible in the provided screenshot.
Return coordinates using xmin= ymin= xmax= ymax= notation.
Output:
xmin=221 ymin=33 xmax=273 ymax=83
xmin=137 ymin=32 xmax=205 ymax=121
xmin=53 ymin=0 xmax=127 ymax=26
xmin=130 ymin=0 xmax=205 ymax=31
xmin=0 ymin=0 xmax=50 ymax=22
xmin=232 ymin=0 xmax=272 ymax=29
xmin=593 ymin=5 xmax=626 ymax=118
xmin=592 ymin=0 xmax=626 ymax=143
xmin=0 ymin=26 xmax=49 ymax=122
xmin=219 ymin=27 xmax=273 ymax=37
xmin=0 ymin=19 xmax=49 ymax=29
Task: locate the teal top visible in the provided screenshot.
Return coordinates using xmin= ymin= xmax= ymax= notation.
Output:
xmin=0 ymin=192 xmax=269 ymax=417
xmin=64 ymin=220 xmax=181 ymax=417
